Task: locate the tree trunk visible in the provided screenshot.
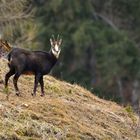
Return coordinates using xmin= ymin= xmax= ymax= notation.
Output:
xmin=117 ymin=78 xmax=133 ymax=105
xmin=132 ymin=80 xmax=140 ymax=109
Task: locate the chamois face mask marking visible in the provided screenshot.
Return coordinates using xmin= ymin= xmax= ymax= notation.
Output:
xmin=50 ymin=38 xmax=62 ymax=58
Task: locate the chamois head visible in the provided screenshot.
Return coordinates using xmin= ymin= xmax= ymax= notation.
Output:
xmin=0 ymin=39 xmax=11 ymax=57
xmin=50 ymin=35 xmax=62 ymax=58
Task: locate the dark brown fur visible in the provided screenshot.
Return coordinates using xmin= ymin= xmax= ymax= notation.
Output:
xmin=5 ymin=48 xmax=58 ymax=96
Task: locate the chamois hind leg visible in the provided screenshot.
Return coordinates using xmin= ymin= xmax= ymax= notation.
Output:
xmin=39 ymin=75 xmax=45 ymax=96
xmin=5 ymin=69 xmax=15 ymax=88
xmin=13 ymin=72 xmax=21 ymax=96
xmin=32 ymin=74 xmax=41 ymax=96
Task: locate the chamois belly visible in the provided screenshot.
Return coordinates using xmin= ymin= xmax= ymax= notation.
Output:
xmin=22 ymin=71 xmax=34 ymax=75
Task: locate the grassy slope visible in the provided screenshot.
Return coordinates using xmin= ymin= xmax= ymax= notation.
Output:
xmin=0 ymin=58 xmax=139 ymax=140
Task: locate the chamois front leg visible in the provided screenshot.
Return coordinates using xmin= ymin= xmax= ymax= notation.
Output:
xmin=32 ymin=74 xmax=41 ymax=96
xmin=39 ymin=75 xmax=45 ymax=96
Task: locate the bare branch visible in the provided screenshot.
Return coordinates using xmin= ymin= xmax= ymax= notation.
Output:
xmin=0 ymin=0 xmax=34 ymax=44
xmin=93 ymin=12 xmax=118 ymax=31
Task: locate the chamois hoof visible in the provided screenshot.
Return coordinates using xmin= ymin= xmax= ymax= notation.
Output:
xmin=16 ymin=92 xmax=20 ymax=96
xmin=31 ymin=93 xmax=36 ymax=96
xmin=40 ymin=94 xmax=45 ymax=97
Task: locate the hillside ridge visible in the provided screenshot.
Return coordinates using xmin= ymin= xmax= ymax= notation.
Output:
xmin=0 ymin=58 xmax=140 ymax=140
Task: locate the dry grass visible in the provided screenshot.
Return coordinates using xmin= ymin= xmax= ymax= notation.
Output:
xmin=0 ymin=58 xmax=140 ymax=140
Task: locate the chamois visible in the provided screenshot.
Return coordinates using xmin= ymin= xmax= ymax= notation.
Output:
xmin=0 ymin=36 xmax=62 ymax=96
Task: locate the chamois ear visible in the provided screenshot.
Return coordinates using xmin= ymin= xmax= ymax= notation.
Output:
xmin=59 ymin=39 xmax=62 ymax=46
xmin=50 ymin=38 xmax=53 ymax=46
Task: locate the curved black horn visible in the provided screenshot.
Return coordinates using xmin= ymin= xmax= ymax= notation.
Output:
xmin=57 ymin=34 xmax=60 ymax=41
xmin=52 ymin=34 xmax=55 ymax=41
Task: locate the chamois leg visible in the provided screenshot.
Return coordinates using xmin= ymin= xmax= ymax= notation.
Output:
xmin=39 ymin=75 xmax=45 ymax=96
xmin=32 ymin=74 xmax=41 ymax=96
xmin=5 ymin=69 xmax=15 ymax=88
xmin=13 ymin=72 xmax=21 ymax=96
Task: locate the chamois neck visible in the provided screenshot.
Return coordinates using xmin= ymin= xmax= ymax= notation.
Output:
xmin=49 ymin=50 xmax=58 ymax=64
xmin=49 ymin=49 xmax=59 ymax=60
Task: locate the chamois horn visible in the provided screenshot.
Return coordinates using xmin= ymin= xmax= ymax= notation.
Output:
xmin=52 ymin=34 xmax=55 ymax=41
xmin=57 ymin=34 xmax=60 ymax=41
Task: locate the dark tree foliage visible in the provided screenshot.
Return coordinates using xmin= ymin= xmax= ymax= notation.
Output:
xmin=4 ymin=0 xmax=140 ymax=106
xmin=30 ymin=0 xmax=140 ymax=105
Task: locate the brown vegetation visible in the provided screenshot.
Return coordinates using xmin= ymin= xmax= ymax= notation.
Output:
xmin=0 ymin=58 xmax=140 ymax=140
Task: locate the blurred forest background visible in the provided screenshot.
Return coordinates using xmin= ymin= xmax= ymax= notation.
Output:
xmin=1 ymin=0 xmax=140 ymax=108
